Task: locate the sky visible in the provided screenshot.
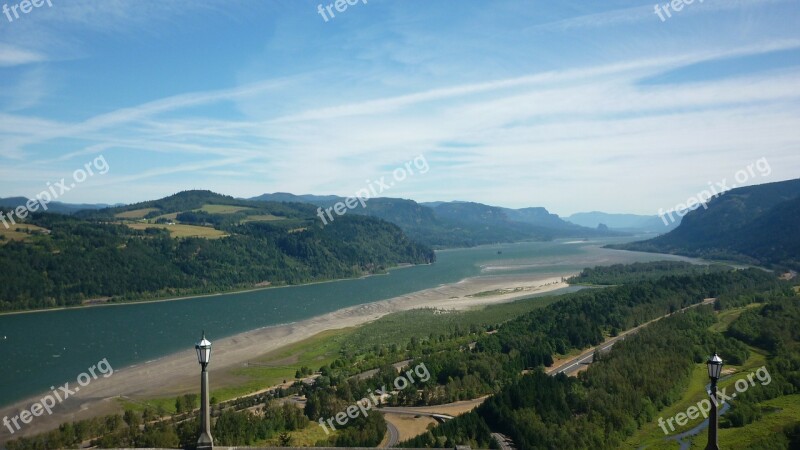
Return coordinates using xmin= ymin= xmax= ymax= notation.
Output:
xmin=0 ymin=0 xmax=798 ymax=216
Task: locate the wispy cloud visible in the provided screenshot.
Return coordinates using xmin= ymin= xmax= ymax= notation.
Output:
xmin=0 ymin=44 xmax=47 ymax=67
xmin=0 ymin=0 xmax=798 ymax=213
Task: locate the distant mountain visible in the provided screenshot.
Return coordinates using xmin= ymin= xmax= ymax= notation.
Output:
xmin=429 ymin=201 xmax=599 ymax=234
xmin=612 ymin=179 xmax=800 ymax=270
xmin=429 ymin=201 xmax=510 ymax=224
xmin=250 ymin=192 xmax=344 ymax=205
xmin=504 ymin=206 xmax=572 ymax=229
xmin=0 ymin=196 xmax=112 ymax=215
xmin=566 ymin=211 xmax=681 ymax=233
xmin=252 ymin=194 xmax=621 ymax=248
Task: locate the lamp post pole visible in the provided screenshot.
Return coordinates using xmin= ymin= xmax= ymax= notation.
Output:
xmin=196 ymin=332 xmax=213 ymax=450
xmin=705 ymin=353 xmax=723 ymax=450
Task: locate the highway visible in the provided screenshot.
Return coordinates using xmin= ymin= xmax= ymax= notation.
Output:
xmin=547 ymin=297 xmax=716 ymax=376
xmin=375 ymin=298 xmax=716 ymax=447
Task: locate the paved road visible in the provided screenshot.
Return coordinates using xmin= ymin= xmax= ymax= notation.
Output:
xmin=385 ymin=420 xmax=400 ymax=447
xmin=378 ymin=406 xmax=454 ymax=421
xmin=547 ymin=298 xmax=716 ymax=376
xmin=491 ymin=432 xmax=515 ymax=450
xmin=375 ymin=299 xmax=716 ymax=447
xmin=378 ymin=406 xmax=458 ymax=447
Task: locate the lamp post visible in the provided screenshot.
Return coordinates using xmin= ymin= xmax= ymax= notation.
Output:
xmin=195 ymin=332 xmax=213 ymax=450
xmin=705 ymin=353 xmax=723 ymax=450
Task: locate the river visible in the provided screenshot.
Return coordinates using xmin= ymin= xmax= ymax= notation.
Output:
xmin=0 ymin=236 xmax=698 ymax=408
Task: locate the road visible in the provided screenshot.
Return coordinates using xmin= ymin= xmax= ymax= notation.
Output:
xmin=491 ymin=432 xmax=515 ymax=450
xmin=547 ymin=298 xmax=716 ymax=376
xmin=384 ymin=420 xmax=400 ymax=447
xmin=377 ymin=401 xmax=481 ymax=447
xmin=378 ymin=406 xmax=454 ymax=422
xmin=374 ymin=298 xmax=716 ymax=447
xmin=378 ymin=408 xmax=449 ymax=447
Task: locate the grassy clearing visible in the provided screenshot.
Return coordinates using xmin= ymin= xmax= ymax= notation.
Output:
xmin=0 ymin=224 xmax=49 ymax=243
xmin=117 ymin=396 xmax=179 ymax=415
xmin=709 ymin=303 xmax=762 ymax=333
xmin=342 ymin=294 xmax=565 ymax=351
xmin=623 ymin=342 xmax=768 ymax=449
xmin=153 ymin=212 xmax=179 ymax=221
xmin=242 ymin=214 xmax=285 ymax=222
xmin=211 ymin=328 xmax=352 ymax=402
xmin=127 ymin=223 xmax=228 ymax=239
xmin=716 ymin=394 xmax=800 ymax=449
xmin=115 ymin=208 xmax=160 ymax=219
xmin=196 ymin=204 xmax=254 ymax=214
xmin=262 ymin=420 xmax=333 ymax=446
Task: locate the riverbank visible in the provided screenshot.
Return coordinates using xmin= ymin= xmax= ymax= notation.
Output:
xmin=0 ymin=262 xmax=425 ymax=317
xmin=0 ymin=272 xmax=575 ymax=442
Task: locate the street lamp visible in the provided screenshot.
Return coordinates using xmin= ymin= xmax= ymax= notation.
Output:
xmin=705 ymin=353 xmax=723 ymax=450
xmin=196 ymin=332 xmax=213 ymax=450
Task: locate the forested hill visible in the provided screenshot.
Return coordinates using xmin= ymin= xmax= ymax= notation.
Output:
xmin=252 ymin=194 xmax=620 ymax=248
xmin=400 ymin=266 xmax=795 ymax=449
xmin=610 ymin=178 xmax=800 ymax=270
xmin=0 ymin=191 xmax=434 ymax=312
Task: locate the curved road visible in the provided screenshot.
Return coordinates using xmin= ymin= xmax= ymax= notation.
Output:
xmin=384 ymin=420 xmax=400 ymax=447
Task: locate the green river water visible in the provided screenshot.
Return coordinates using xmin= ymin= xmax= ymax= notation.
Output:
xmin=0 ymin=237 xmax=697 ymax=407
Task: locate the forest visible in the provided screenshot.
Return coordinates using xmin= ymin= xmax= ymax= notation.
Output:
xmin=403 ymin=279 xmax=800 ymax=448
xmin=0 ymin=200 xmax=434 ymax=311
xmin=5 ymin=263 xmax=793 ymax=449
xmin=614 ymin=178 xmax=800 ymax=271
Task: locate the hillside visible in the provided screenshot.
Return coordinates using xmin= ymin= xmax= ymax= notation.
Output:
xmin=0 ymin=191 xmax=434 ymax=312
xmin=0 ymin=196 xmax=111 ymax=215
xmin=252 ymin=194 xmax=620 ymax=248
xmin=612 ymin=178 xmax=800 ymax=270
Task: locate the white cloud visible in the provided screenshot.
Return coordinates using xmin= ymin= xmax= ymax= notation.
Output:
xmin=0 ymin=44 xmax=46 ymax=66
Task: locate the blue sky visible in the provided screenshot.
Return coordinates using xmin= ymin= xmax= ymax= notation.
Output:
xmin=0 ymin=0 xmax=798 ymax=215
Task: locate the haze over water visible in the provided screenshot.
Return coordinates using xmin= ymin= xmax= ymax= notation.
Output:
xmin=0 ymin=237 xmax=698 ymax=407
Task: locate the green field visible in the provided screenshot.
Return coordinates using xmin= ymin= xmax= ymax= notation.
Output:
xmin=709 ymin=303 xmax=762 ymax=333
xmin=341 ymin=294 xmax=565 ymax=353
xmin=152 ymin=212 xmax=179 ymax=221
xmin=114 ymin=208 xmax=160 ymax=219
xmin=717 ymin=394 xmax=800 ymax=449
xmin=126 ymin=223 xmax=228 ymax=239
xmin=242 ymin=214 xmax=286 ymax=222
xmin=196 ymin=204 xmax=254 ymax=214
xmin=264 ymin=421 xmax=333 ymax=447
xmin=213 ymin=328 xmax=350 ymax=401
xmin=0 ymin=224 xmax=49 ymax=243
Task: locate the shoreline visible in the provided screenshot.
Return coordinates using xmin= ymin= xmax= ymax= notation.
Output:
xmin=0 ymin=271 xmax=576 ymax=441
xmin=0 ymin=261 xmax=427 ymax=317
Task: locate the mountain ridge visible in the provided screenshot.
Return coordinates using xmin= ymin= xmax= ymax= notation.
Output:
xmin=611 ymin=178 xmax=800 ymax=270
